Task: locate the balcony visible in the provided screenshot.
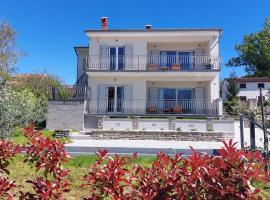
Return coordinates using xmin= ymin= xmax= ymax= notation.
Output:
xmin=86 ymin=99 xmax=221 ymax=116
xmin=84 ymin=55 xmax=221 ymax=72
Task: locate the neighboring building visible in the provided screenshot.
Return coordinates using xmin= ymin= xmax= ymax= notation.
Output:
xmin=222 ymin=77 xmax=270 ymax=102
xmin=48 ymin=17 xmax=223 ymax=130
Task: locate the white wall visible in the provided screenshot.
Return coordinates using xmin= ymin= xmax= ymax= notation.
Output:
xmin=76 ymin=48 xmax=88 ymax=80
xmin=100 ymin=118 xmax=235 ymax=133
xmin=147 ymin=42 xmax=209 ymax=54
xmin=138 ymin=119 xmax=169 ymax=131
xmin=103 ymin=118 xmax=133 ymax=130
xmin=175 ymin=120 xmax=207 ymax=132
xmin=238 ymin=82 xmax=270 ymax=100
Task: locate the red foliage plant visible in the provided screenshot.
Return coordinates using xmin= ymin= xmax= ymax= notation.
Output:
xmin=82 ymin=140 xmax=270 ymax=200
xmin=19 ymin=125 xmax=70 ymax=200
xmin=0 ymin=140 xmax=20 ymax=199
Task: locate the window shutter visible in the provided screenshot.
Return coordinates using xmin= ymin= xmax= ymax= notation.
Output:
xmin=195 ymin=87 xmax=205 ymax=99
xmin=194 ymin=49 xmax=204 ymax=70
xmin=125 ymin=44 xmax=133 ymax=70
xmin=97 ymin=84 xmax=108 ymax=113
xmin=97 ymin=84 xmax=108 ymax=100
xmin=123 ymin=85 xmax=133 ymax=112
xmin=150 ymin=49 xmax=160 ymax=66
xmin=149 ymin=87 xmax=159 ymax=100
xmin=195 ymin=87 xmax=205 ymax=114
xmin=124 ymin=85 xmax=133 ymax=100
xmin=99 ymin=44 xmax=109 ymax=70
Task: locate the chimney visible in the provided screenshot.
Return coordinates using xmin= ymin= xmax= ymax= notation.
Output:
xmin=101 ymin=17 xmax=108 ymax=30
xmin=145 ymin=24 xmax=152 ymax=30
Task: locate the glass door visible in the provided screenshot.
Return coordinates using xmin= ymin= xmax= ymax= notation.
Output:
xmin=160 ymin=51 xmax=177 ymax=70
xmin=177 ymin=89 xmax=193 ymax=113
xmin=178 ymin=51 xmax=192 ymax=70
xmin=109 ymin=47 xmax=125 ymax=70
xmin=107 ymin=87 xmax=115 ymax=112
xmin=163 ymin=88 xmax=176 ymax=112
xmin=107 ymin=86 xmax=124 ymax=112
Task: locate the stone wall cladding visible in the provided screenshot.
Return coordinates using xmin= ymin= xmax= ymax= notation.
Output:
xmin=85 ymin=130 xmax=234 ymax=141
xmin=46 ymin=101 xmax=84 ymax=131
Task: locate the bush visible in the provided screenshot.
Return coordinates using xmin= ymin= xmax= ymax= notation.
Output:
xmin=82 ymin=140 xmax=270 ymax=200
xmin=0 ymin=140 xmax=20 ymax=199
xmin=20 ymin=125 xmax=70 ymax=199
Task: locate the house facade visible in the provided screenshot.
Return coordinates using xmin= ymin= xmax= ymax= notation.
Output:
xmin=222 ymin=77 xmax=270 ymax=103
xmin=74 ymin=18 xmax=223 ymax=129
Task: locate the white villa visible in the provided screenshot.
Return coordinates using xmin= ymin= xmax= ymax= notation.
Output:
xmin=48 ymin=17 xmax=224 ymax=131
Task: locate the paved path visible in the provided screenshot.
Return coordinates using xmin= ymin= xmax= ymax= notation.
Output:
xmin=65 ymin=139 xmax=223 ymax=155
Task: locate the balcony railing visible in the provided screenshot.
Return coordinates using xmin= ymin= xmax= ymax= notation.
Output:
xmin=47 ymin=85 xmax=90 ymax=101
xmin=84 ymin=55 xmax=221 ymax=71
xmin=86 ymin=99 xmax=220 ymax=116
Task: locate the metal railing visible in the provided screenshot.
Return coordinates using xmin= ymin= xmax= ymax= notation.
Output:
xmin=86 ymin=99 xmax=220 ymax=115
xmin=84 ymin=55 xmax=221 ymax=71
xmin=47 ymin=85 xmax=90 ymax=101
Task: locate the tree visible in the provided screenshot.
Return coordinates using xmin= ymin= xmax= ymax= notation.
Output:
xmin=226 ymin=72 xmax=240 ymax=101
xmin=0 ymin=86 xmax=46 ymax=138
xmin=226 ymin=18 xmax=270 ymax=77
xmin=11 ymin=73 xmax=75 ymax=100
xmin=0 ymin=22 xmax=22 ymax=84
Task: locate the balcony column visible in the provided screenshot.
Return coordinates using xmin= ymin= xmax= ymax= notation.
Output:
xmin=168 ymin=116 xmax=176 ymax=131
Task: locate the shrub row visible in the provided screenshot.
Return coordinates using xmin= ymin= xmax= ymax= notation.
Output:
xmin=0 ymin=126 xmax=269 ymax=199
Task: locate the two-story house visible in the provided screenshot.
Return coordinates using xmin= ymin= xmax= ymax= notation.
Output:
xmin=222 ymin=77 xmax=270 ymax=102
xmin=75 ymin=17 xmax=223 ymax=129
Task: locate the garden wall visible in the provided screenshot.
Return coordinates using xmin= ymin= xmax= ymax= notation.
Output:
xmin=100 ymin=118 xmax=235 ymax=133
xmin=85 ymin=130 xmax=233 ymax=141
xmin=46 ymin=101 xmax=84 ymax=131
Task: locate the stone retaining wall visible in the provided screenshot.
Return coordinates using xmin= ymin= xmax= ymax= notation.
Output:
xmin=85 ymin=130 xmax=234 ymax=141
xmin=46 ymin=100 xmax=84 ymax=131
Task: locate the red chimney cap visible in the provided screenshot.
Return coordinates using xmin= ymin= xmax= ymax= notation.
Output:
xmin=101 ymin=17 xmax=108 ymax=30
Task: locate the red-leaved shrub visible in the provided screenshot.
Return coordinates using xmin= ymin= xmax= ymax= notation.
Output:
xmin=82 ymin=140 xmax=270 ymax=200
xmin=82 ymin=149 xmax=137 ymax=200
xmin=0 ymin=140 xmax=20 ymax=199
xmin=20 ymin=126 xmax=70 ymax=200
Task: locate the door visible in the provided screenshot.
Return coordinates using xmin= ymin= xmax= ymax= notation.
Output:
xmin=178 ymin=51 xmax=192 ymax=70
xmin=161 ymin=88 xmax=176 ymax=112
xmin=107 ymin=86 xmax=124 ymax=112
xmin=109 ymin=47 xmax=125 ymax=70
xmin=160 ymin=51 xmax=177 ymax=69
xmin=177 ymin=89 xmax=193 ymax=113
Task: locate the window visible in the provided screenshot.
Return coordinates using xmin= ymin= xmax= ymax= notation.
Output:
xmin=240 ymin=83 xmax=246 ymax=89
xmin=109 ymin=46 xmax=125 ymax=70
xmin=239 ymin=96 xmax=247 ymax=101
xmin=258 ymin=83 xmax=265 ymax=88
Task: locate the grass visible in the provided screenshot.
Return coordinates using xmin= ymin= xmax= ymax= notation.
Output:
xmin=7 ymin=154 xmax=156 ymax=199
xmin=11 ymin=128 xmax=72 ymax=145
xmin=5 ymin=154 xmax=270 ymax=199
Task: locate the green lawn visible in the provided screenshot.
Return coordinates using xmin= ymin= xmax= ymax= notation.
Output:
xmin=11 ymin=128 xmax=72 ymax=145
xmin=5 ymin=154 xmax=270 ymax=199
xmin=8 ymin=155 xmax=155 ymax=199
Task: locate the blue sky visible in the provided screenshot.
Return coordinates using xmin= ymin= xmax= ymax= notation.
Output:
xmin=0 ymin=0 xmax=269 ymax=84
